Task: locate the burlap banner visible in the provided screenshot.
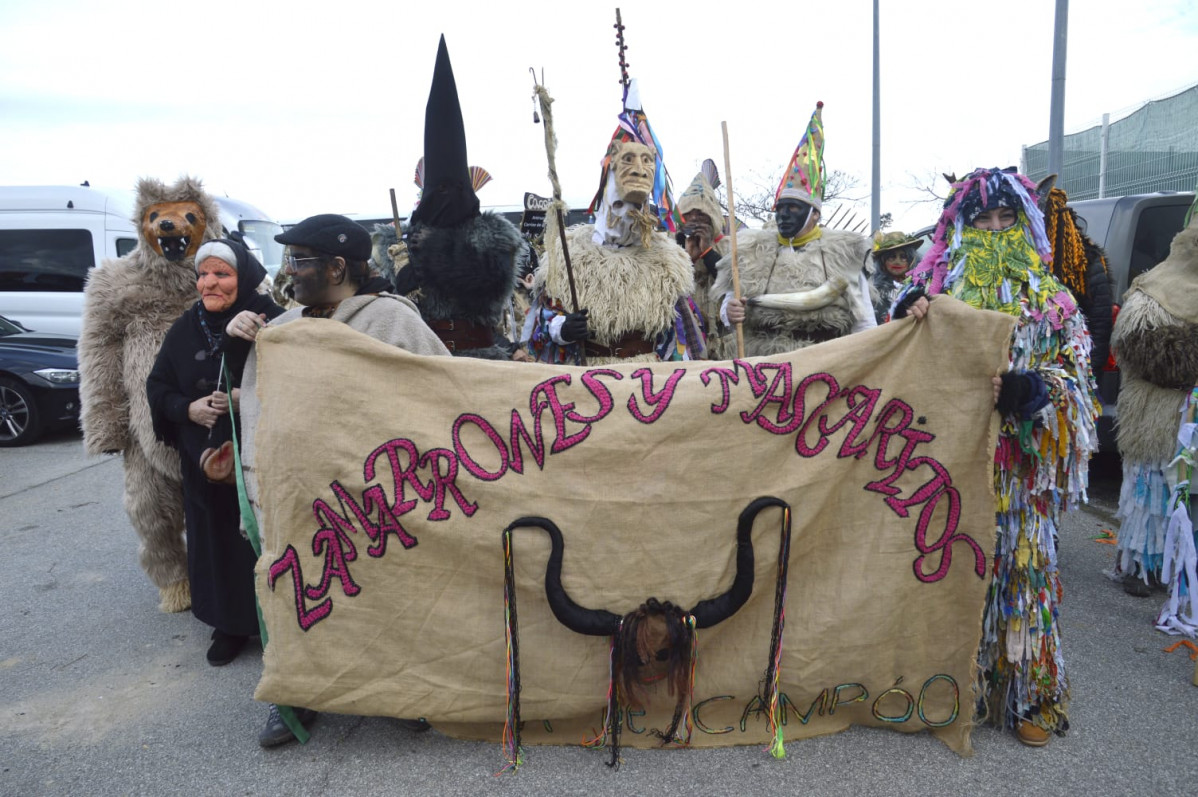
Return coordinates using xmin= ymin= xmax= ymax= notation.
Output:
xmin=252 ymin=297 xmax=1014 ymax=757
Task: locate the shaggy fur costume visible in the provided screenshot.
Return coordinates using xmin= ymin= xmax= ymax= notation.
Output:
xmin=536 ymin=216 xmax=695 ymax=366
xmin=1111 ymin=215 xmax=1198 ymax=578
xmin=369 ymin=223 xmax=400 ymax=285
xmin=79 ymin=176 xmax=222 ymax=612
xmin=1114 ymin=215 xmax=1198 ymax=462
xmin=402 ymin=213 xmax=523 ymax=360
xmin=712 ymin=228 xmax=871 ymax=356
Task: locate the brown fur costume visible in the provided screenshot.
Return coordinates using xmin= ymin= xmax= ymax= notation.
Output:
xmin=537 ymin=212 xmax=695 ymax=366
xmin=79 ymin=176 xmax=221 ymax=612
xmin=712 ymin=227 xmax=871 ymax=357
xmin=1113 ymin=214 xmax=1198 ymax=463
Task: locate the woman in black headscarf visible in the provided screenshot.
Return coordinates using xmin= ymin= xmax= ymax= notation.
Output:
xmin=147 ymin=237 xmax=284 ymax=666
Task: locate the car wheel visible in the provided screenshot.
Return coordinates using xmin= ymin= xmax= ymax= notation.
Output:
xmin=0 ymin=377 xmax=43 ymax=447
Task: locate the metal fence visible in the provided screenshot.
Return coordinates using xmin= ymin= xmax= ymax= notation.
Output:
xmin=1023 ymin=82 xmax=1198 ymax=200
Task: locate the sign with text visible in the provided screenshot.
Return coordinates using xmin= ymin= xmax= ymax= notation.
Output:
xmin=520 ymin=192 xmax=550 ymax=237
xmin=252 ymin=298 xmax=1013 ymax=756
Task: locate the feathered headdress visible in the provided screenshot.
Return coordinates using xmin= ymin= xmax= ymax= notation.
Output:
xmin=587 ymin=11 xmax=679 ymax=232
xmin=678 ymin=159 xmax=724 ymax=230
xmin=774 ymin=102 xmax=826 ymax=211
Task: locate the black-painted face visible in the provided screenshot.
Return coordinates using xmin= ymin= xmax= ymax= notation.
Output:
xmin=286 ymin=246 xmax=333 ymax=306
xmin=775 ymin=199 xmax=813 ymax=239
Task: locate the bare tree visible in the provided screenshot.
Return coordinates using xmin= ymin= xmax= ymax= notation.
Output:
xmin=714 ymin=168 xmax=865 ymax=225
xmin=902 ymin=168 xmax=953 ymax=208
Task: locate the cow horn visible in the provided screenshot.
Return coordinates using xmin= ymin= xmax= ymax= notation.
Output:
xmin=689 ymin=496 xmax=790 ymax=629
xmin=505 ymin=516 xmax=621 ymax=636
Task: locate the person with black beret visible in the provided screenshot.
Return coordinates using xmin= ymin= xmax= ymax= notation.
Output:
xmin=225 ymin=213 xmax=448 ymax=747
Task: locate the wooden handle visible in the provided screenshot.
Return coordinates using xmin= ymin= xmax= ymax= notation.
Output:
xmin=722 ymin=121 xmax=745 ymax=359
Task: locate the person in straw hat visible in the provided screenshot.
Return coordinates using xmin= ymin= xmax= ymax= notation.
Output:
xmin=868 ymin=230 xmax=922 ymax=323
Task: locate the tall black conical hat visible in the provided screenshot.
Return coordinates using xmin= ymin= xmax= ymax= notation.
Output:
xmin=409 ymin=35 xmax=479 ymax=228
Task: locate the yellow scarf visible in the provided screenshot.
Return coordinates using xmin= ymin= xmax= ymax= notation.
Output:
xmin=777 ymin=226 xmax=823 ymax=249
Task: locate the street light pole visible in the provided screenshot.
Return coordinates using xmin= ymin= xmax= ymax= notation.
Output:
xmin=1047 ymin=0 xmax=1068 ymax=178
xmin=871 ymin=0 xmax=881 ymax=231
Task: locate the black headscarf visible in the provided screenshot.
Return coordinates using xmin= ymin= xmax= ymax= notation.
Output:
xmin=194 ymin=237 xmax=273 ymax=356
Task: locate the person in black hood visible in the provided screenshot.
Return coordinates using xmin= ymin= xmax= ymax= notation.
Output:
xmin=146 ymin=236 xmax=284 ymax=668
xmin=393 ymin=35 xmax=525 ymax=360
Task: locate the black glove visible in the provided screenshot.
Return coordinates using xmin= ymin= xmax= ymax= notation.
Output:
xmin=701 ymin=248 xmax=722 ymax=279
xmin=996 ymin=370 xmax=1050 ymax=418
xmin=891 ymin=286 xmax=928 ymax=320
xmin=560 ymin=309 xmax=589 ymax=343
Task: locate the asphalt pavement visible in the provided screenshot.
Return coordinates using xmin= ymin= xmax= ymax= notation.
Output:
xmin=1 ymin=431 xmax=1195 ymax=796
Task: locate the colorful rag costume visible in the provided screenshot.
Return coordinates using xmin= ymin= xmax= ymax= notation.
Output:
xmin=1154 ymin=387 xmax=1198 ymax=637
xmin=527 ymin=78 xmax=704 ymax=366
xmin=1111 ymin=210 xmax=1198 ymax=595
xmin=895 ymin=167 xmax=1100 ymax=735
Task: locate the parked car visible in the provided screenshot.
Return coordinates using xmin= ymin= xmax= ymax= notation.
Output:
xmin=0 ymin=314 xmax=80 ymax=446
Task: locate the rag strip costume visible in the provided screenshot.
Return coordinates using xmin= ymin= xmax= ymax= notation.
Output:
xmin=393 ymin=36 xmax=524 ymax=360
xmin=712 ymin=102 xmax=874 ymax=356
xmin=1154 ymin=387 xmax=1198 ymax=636
xmin=79 ymin=176 xmax=224 ymax=613
xmin=894 ymin=168 xmax=1100 ymax=735
xmin=146 ymin=239 xmax=284 ymax=637
xmin=1111 ymin=210 xmax=1198 ymax=591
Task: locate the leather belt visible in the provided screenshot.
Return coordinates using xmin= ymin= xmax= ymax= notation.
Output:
xmin=429 ymin=318 xmax=495 ymax=352
xmin=584 ymin=333 xmax=656 ymax=359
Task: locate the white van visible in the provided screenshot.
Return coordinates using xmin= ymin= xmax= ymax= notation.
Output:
xmin=0 ymin=185 xmax=284 ymax=336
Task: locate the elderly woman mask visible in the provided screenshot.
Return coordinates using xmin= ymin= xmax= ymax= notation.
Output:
xmin=197 ymin=254 xmax=238 ymax=313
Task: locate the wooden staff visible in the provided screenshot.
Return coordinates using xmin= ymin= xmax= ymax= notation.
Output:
xmin=389 ymin=188 xmax=402 ymax=236
xmin=532 ymin=76 xmax=585 ymax=364
xmin=722 ymin=121 xmax=745 ymax=359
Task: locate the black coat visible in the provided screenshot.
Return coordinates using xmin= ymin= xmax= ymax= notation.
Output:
xmin=146 ymin=243 xmax=283 ymax=636
xmin=1075 ymin=239 xmax=1113 ymax=377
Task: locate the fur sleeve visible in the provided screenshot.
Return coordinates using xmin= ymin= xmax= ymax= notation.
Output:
xmin=1117 ymin=323 xmax=1198 ymax=390
xmin=78 ymin=259 xmax=134 ymax=454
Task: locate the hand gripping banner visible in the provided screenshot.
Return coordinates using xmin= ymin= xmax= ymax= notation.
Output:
xmin=250 ymin=297 xmax=1014 ymax=760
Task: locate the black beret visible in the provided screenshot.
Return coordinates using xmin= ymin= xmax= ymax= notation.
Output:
xmin=275 ymin=214 xmax=372 ymax=261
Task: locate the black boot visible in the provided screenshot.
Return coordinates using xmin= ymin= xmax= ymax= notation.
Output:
xmin=259 ymin=704 xmax=318 ymax=748
xmin=206 ymin=630 xmax=248 ymax=666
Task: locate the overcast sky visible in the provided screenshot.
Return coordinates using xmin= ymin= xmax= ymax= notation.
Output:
xmin=2 ymin=0 xmax=1195 ymax=233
